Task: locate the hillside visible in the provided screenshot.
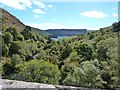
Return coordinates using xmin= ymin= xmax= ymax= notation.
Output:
xmin=45 ymin=29 xmax=87 ymax=37
xmin=0 ymin=8 xmax=120 ymax=89
xmin=0 ymin=8 xmax=49 ymax=36
xmin=0 ymin=8 xmax=25 ymax=31
xmin=31 ymin=27 xmax=50 ymax=36
xmin=0 ymin=8 xmax=89 ymax=37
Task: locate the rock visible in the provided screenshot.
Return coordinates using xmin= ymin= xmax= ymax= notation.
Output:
xmin=0 ymin=79 xmax=104 ymax=90
xmin=55 ymin=85 xmax=90 ymax=90
xmin=0 ymin=79 xmax=57 ymax=90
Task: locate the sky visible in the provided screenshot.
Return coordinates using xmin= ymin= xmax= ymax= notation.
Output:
xmin=0 ymin=0 xmax=119 ymax=30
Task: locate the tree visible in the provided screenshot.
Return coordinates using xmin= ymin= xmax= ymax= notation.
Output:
xmin=60 ymin=45 xmax=73 ymax=61
xmin=21 ymin=26 xmax=33 ymax=40
xmin=6 ymin=27 xmax=16 ymax=34
xmin=59 ymin=45 xmax=73 ymax=69
xmin=62 ymin=67 xmax=86 ymax=87
xmin=76 ymin=42 xmax=93 ymax=61
xmin=2 ymin=39 xmax=8 ymax=56
xmin=112 ymin=22 xmax=119 ymax=32
xmin=9 ymin=42 xmax=21 ymax=56
xmin=12 ymin=60 xmax=60 ymax=84
xmin=61 ymin=61 xmax=105 ymax=88
xmin=11 ymin=54 xmax=23 ymax=66
xmin=6 ymin=27 xmax=22 ymax=41
xmin=2 ymin=57 xmax=15 ymax=78
xmin=16 ymin=34 xmax=24 ymax=41
xmin=34 ymin=50 xmax=46 ymax=60
xmin=81 ymin=61 xmax=99 ymax=87
xmin=3 ymin=32 xmax=13 ymax=44
xmin=97 ymin=45 xmax=108 ymax=61
xmin=89 ymin=33 xmax=95 ymax=40
xmin=65 ymin=51 xmax=81 ymax=63
xmin=60 ymin=62 xmax=77 ymax=85
xmin=9 ymin=42 xmax=38 ymax=60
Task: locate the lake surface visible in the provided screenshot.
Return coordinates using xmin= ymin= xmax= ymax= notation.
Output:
xmin=51 ymin=36 xmax=68 ymax=40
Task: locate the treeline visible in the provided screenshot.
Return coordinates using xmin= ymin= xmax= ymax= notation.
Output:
xmin=1 ymin=23 xmax=120 ymax=89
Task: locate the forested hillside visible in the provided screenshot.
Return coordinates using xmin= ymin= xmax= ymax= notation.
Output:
xmin=45 ymin=29 xmax=87 ymax=37
xmin=0 ymin=8 xmax=120 ymax=89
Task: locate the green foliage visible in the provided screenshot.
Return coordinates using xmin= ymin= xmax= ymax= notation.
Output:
xmin=9 ymin=41 xmax=38 ymax=60
xmin=3 ymin=32 xmax=13 ymax=44
xmin=2 ymin=58 xmax=15 ymax=78
xmin=2 ymin=40 xmax=8 ymax=56
xmin=81 ymin=61 xmax=103 ymax=88
xmin=6 ymin=27 xmax=24 ymax=41
xmin=112 ymin=22 xmax=119 ymax=32
xmin=65 ymin=51 xmax=81 ymax=63
xmin=60 ymin=45 xmax=73 ymax=61
xmin=61 ymin=61 xmax=105 ymax=88
xmin=1 ymin=22 xmax=119 ymax=89
xmin=97 ymin=45 xmax=108 ymax=61
xmin=34 ymin=50 xmax=46 ymax=60
xmin=16 ymin=34 xmax=24 ymax=41
xmin=76 ymin=42 xmax=93 ymax=61
xmin=89 ymin=33 xmax=95 ymax=40
xmin=94 ymin=36 xmax=104 ymax=43
xmin=9 ymin=42 xmax=21 ymax=56
xmin=12 ymin=60 xmax=60 ymax=84
xmin=60 ymin=62 xmax=77 ymax=84
xmin=21 ymin=26 xmax=33 ymax=40
xmin=11 ymin=54 xmax=23 ymax=66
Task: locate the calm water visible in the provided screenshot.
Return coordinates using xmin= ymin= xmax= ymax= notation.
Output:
xmin=51 ymin=36 xmax=68 ymax=40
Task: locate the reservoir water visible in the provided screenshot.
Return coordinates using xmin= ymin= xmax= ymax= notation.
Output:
xmin=51 ymin=36 xmax=68 ymax=40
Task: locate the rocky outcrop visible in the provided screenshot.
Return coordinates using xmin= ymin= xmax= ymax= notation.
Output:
xmin=0 ymin=79 xmax=91 ymax=90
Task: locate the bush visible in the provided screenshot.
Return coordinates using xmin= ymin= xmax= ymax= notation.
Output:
xmin=12 ymin=60 xmax=60 ymax=84
xmin=11 ymin=54 xmax=23 ymax=66
xmin=89 ymin=33 xmax=95 ymax=40
xmin=76 ymin=42 xmax=93 ymax=61
xmin=3 ymin=32 xmax=13 ymax=44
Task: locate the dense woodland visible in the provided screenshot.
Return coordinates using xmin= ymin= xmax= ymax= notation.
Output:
xmin=0 ymin=22 xmax=120 ymax=89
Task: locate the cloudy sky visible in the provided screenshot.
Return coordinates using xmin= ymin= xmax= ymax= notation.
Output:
xmin=0 ymin=0 xmax=119 ymax=30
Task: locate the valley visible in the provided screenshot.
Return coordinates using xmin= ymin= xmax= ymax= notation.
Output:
xmin=0 ymin=8 xmax=120 ymax=89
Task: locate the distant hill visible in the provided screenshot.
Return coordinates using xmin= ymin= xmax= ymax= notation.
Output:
xmin=1 ymin=8 xmax=90 ymax=37
xmin=45 ymin=29 xmax=87 ymax=37
xmin=87 ymin=30 xmax=98 ymax=33
xmin=31 ymin=27 xmax=50 ymax=36
xmin=0 ymin=8 xmax=49 ymax=36
xmin=1 ymin=8 xmax=108 ymax=38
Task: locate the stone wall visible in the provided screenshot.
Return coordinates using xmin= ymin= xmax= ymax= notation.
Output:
xmin=0 ymin=79 xmax=94 ymax=90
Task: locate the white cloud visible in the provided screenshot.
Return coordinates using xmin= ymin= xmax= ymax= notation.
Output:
xmin=48 ymin=5 xmax=53 ymax=8
xmin=32 ymin=9 xmax=45 ymax=14
xmin=112 ymin=13 xmax=118 ymax=17
xmin=80 ymin=10 xmax=108 ymax=18
xmin=0 ymin=0 xmax=32 ymax=10
xmin=25 ymin=22 xmax=99 ymax=30
xmin=33 ymin=0 xmax=46 ymax=9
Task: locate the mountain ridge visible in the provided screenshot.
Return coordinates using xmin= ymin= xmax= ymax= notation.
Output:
xmin=45 ymin=29 xmax=87 ymax=37
xmin=1 ymin=8 xmax=89 ymax=37
xmin=0 ymin=8 xmax=25 ymax=31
